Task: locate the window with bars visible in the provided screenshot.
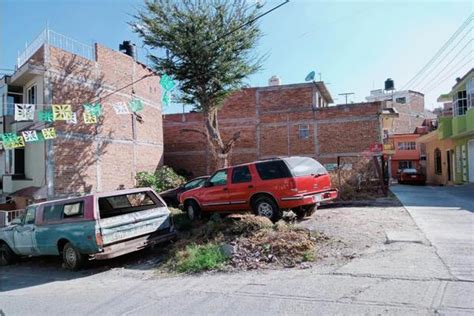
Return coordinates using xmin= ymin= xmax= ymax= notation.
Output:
xmin=397 ymin=142 xmax=416 ymax=150
xmin=298 ymin=124 xmax=310 ymax=139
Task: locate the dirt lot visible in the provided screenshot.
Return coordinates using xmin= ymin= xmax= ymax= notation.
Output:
xmin=297 ymin=197 xmax=422 ymax=268
xmin=0 ymin=195 xmax=422 ymax=280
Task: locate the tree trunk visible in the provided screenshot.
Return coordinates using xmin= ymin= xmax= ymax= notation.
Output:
xmin=203 ymin=108 xmax=239 ymax=169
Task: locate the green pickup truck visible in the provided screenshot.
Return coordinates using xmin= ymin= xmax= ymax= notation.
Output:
xmin=0 ymin=188 xmax=175 ymax=270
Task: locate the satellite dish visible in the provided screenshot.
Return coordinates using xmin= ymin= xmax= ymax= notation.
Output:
xmin=305 ymin=71 xmax=316 ymax=82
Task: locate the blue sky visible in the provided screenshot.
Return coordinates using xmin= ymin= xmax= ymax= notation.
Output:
xmin=1 ymin=0 xmax=472 ymax=113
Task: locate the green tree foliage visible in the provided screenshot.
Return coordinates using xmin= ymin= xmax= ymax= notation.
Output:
xmin=136 ymin=165 xmax=186 ymax=192
xmin=134 ymin=0 xmax=263 ymax=168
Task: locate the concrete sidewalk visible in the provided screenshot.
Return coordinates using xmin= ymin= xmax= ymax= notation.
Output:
xmin=391 ymin=184 xmax=474 ymax=282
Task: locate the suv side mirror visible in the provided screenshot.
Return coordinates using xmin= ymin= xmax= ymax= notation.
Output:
xmin=203 ymin=181 xmax=213 ymax=188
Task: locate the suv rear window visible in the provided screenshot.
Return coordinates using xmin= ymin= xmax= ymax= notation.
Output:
xmin=283 ymin=157 xmax=328 ymax=176
xmin=255 ymin=160 xmax=291 ymax=180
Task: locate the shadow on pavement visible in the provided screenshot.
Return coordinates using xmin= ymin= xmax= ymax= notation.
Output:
xmin=0 ymin=242 xmax=171 ymax=292
xmin=390 ymin=183 xmax=474 ymax=213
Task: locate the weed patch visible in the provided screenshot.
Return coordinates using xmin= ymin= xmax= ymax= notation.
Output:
xmin=174 ymin=243 xmax=228 ymax=273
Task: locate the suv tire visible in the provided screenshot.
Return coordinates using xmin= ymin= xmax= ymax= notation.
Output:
xmin=0 ymin=242 xmax=18 ymax=266
xmin=252 ymin=196 xmax=281 ymax=222
xmin=63 ymin=242 xmax=85 ymax=271
xmin=185 ymin=200 xmax=201 ymax=221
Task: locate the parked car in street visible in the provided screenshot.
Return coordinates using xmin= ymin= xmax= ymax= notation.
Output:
xmin=179 ymin=156 xmax=338 ymax=222
xmin=160 ymin=176 xmax=209 ymax=207
xmin=0 ymin=188 xmax=175 ymax=270
xmin=398 ymin=168 xmax=426 ymax=185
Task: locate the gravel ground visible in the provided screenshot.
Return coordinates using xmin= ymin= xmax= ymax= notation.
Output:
xmin=2 ymin=197 xmax=420 ymax=274
xmin=297 ymin=197 xmax=424 ymax=268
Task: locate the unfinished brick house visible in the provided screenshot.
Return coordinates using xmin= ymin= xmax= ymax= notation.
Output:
xmin=163 ymin=80 xmax=395 ymax=176
xmin=366 ymin=89 xmax=435 ymax=134
xmin=0 ymin=29 xmax=163 ymax=203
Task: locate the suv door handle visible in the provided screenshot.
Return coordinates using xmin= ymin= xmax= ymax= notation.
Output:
xmin=248 ymin=185 xmax=254 ymax=189
xmin=223 ymin=187 xmax=228 ymax=191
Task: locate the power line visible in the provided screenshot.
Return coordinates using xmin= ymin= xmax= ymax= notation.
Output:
xmin=421 ymin=40 xmax=473 ymax=92
xmin=105 ymin=1 xmax=290 ymax=107
xmin=401 ymin=13 xmax=473 ymax=90
xmin=424 ymin=59 xmax=473 ymax=94
xmin=413 ymin=27 xmax=473 ymax=90
xmin=208 ymin=0 xmax=290 ymax=46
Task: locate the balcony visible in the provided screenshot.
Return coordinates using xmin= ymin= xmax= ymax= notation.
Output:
xmin=452 ymin=115 xmax=466 ymax=136
xmin=467 ymin=107 xmax=474 ymax=132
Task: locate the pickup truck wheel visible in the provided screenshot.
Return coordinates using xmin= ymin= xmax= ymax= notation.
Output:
xmin=253 ymin=196 xmax=281 ymax=222
xmin=185 ymin=200 xmax=201 ymax=221
xmin=0 ymin=243 xmax=18 ymax=266
xmin=63 ymin=242 xmax=85 ymax=271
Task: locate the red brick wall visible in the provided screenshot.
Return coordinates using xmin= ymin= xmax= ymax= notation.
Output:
xmin=163 ymin=83 xmax=383 ymax=176
xmin=47 ymin=44 xmax=163 ymax=195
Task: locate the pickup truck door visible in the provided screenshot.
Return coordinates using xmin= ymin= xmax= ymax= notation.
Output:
xmin=13 ymin=206 xmax=37 ymax=255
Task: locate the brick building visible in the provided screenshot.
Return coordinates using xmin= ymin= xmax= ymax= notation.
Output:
xmin=163 ymin=81 xmax=394 ymax=176
xmin=0 ymin=29 xmax=163 ymax=203
xmin=366 ymin=89 xmax=435 ymax=134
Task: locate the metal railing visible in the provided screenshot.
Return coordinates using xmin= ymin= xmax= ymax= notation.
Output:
xmin=0 ymin=209 xmax=24 ymax=227
xmin=17 ymin=28 xmax=94 ymax=68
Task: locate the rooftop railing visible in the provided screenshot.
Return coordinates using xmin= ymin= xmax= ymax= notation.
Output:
xmin=17 ymin=28 xmax=94 ymax=68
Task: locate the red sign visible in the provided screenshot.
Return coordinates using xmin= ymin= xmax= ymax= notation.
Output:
xmin=369 ymin=143 xmax=383 ymax=153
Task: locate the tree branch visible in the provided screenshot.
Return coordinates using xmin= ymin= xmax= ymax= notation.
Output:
xmin=223 ymin=131 xmax=241 ymax=153
xmin=181 ymin=128 xmax=207 ymax=138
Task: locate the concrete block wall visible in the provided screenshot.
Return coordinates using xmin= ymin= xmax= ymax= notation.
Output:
xmin=163 ymin=83 xmax=384 ymax=176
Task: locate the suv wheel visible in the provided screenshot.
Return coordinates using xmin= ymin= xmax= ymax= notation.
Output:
xmin=185 ymin=200 xmax=201 ymax=221
xmin=62 ymin=242 xmax=85 ymax=271
xmin=0 ymin=243 xmax=18 ymax=266
xmin=252 ymin=196 xmax=281 ymax=222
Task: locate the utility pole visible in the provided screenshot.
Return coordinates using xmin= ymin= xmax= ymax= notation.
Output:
xmin=338 ymin=92 xmax=354 ymax=104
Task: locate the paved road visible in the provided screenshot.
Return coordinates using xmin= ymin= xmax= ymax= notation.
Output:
xmin=1 ymin=201 xmax=473 ymax=315
xmin=391 ymin=184 xmax=474 ymax=281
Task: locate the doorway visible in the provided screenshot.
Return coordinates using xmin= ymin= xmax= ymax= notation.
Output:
xmin=446 ymin=150 xmax=452 ymax=182
xmin=469 ymin=140 xmax=474 ymax=183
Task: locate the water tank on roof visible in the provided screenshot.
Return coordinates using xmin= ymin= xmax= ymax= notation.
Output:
xmin=119 ymin=41 xmax=136 ymax=60
xmin=268 ymin=75 xmax=281 ymax=86
xmin=385 ymin=78 xmax=395 ymax=91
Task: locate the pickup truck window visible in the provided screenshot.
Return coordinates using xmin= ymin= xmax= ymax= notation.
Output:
xmin=99 ymin=191 xmax=162 ymax=219
xmin=24 ymin=207 xmax=36 ymax=224
xmin=43 ymin=205 xmax=63 ymax=222
xmin=63 ymin=202 xmax=83 ymax=218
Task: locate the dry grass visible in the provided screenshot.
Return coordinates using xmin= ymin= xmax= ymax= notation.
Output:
xmin=329 ymin=158 xmax=386 ymax=201
xmin=163 ymin=213 xmax=316 ymax=273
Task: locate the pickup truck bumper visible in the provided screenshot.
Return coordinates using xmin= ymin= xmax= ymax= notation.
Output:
xmin=280 ymin=189 xmax=338 ymax=209
xmin=93 ymin=228 xmax=176 ymax=260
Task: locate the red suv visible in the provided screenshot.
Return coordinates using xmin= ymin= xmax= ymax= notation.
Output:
xmin=179 ymin=157 xmax=338 ymax=221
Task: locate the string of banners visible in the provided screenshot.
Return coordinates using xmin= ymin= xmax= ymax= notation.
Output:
xmin=1 ymin=73 xmax=176 ymax=150
xmin=1 ymin=98 xmax=145 ymax=150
